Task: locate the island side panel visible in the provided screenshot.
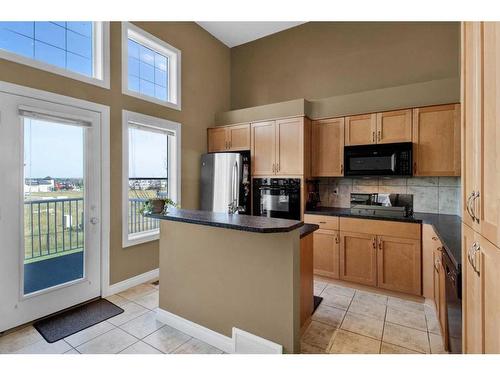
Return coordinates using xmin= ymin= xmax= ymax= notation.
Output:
xmin=159 ymin=220 xmax=301 ymax=353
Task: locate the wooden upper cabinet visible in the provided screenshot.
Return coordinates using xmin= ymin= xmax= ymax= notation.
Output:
xmin=207 ymin=124 xmax=250 ymax=152
xmin=345 ymin=114 xmax=376 ymax=146
xmin=412 ymin=104 xmax=461 ymax=176
xmin=376 ymin=109 xmax=412 ymax=144
xmin=207 ymin=127 xmax=228 ymax=152
xmin=227 ymin=124 xmax=250 ymax=151
xmin=339 ymin=231 xmax=377 ymax=286
xmin=276 ymin=118 xmax=304 ymax=175
xmin=251 ymin=121 xmax=276 ymax=176
xmin=377 ymin=235 xmax=421 ymax=295
xmin=311 ymin=118 xmax=344 ymax=177
xmin=312 ymin=229 xmax=339 ymax=279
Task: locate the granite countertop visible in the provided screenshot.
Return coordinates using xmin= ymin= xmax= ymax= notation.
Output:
xmin=305 ymin=207 xmax=461 ymax=269
xmin=147 ymin=208 xmax=304 ymax=233
xmin=300 ymin=223 xmax=319 ymax=239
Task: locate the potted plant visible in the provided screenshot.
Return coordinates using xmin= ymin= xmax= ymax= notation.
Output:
xmin=141 ymin=198 xmax=178 ymax=215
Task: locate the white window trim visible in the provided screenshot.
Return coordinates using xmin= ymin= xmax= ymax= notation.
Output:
xmin=0 ymin=22 xmax=110 ymax=89
xmin=121 ymin=22 xmax=182 ymax=110
xmin=122 ymin=110 xmax=181 ymax=248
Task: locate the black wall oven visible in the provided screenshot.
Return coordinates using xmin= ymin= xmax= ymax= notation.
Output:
xmin=344 ymin=142 xmax=413 ymax=177
xmin=253 ymin=178 xmax=301 ymax=220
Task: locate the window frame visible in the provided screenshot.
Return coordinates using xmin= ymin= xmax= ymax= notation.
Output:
xmin=122 ymin=110 xmax=181 ymax=248
xmin=0 ymin=22 xmax=110 ymax=89
xmin=121 ymin=22 xmax=181 ymax=110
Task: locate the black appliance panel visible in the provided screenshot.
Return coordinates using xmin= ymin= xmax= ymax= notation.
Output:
xmin=253 ymin=178 xmax=301 ymax=220
xmin=344 ymin=142 xmax=413 ymax=177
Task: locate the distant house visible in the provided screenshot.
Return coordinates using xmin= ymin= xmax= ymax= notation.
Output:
xmin=24 ymin=177 xmax=55 ymax=193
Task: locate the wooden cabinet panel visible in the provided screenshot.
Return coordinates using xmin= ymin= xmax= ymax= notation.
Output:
xmin=438 ymin=257 xmax=448 ymax=350
xmin=412 ymin=104 xmax=461 ymax=176
xmin=345 ymin=114 xmax=376 ymax=146
xmin=304 ymin=214 xmax=339 ymax=231
xmin=462 ymin=22 xmax=481 ymax=228
xmin=481 ymin=234 xmax=500 ymax=353
xmin=422 ymin=224 xmax=441 ymax=299
xmin=476 ymin=22 xmax=500 ymax=247
xmin=377 ymin=235 xmax=421 ymax=295
xmin=376 ymin=109 xmax=412 ymax=144
xmin=207 ymin=127 xmax=228 ymax=152
xmin=340 ymin=231 xmax=377 ymax=286
xmin=227 ymin=124 xmax=250 ymax=151
xmin=300 ymin=234 xmax=314 ymax=328
xmin=276 ymin=118 xmax=304 ymax=175
xmin=433 ymin=247 xmax=441 ymax=323
xmin=462 ymin=223 xmax=482 ymax=353
xmin=251 ymin=121 xmax=276 ymax=176
xmin=340 ymin=217 xmax=420 ymax=240
xmin=312 ymin=229 xmax=339 ymax=279
xmin=311 ymin=118 xmax=344 ymax=176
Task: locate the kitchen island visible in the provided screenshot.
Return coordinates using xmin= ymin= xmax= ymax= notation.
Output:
xmin=148 ymin=209 xmax=318 ymax=354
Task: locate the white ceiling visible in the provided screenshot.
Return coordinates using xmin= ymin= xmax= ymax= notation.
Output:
xmin=196 ymin=22 xmax=306 ymax=48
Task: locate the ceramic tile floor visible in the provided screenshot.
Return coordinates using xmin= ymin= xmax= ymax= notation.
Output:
xmin=0 ymin=278 xmax=447 ymax=355
xmin=301 ymin=278 xmax=447 ymax=354
xmin=0 ymin=281 xmax=223 ymax=354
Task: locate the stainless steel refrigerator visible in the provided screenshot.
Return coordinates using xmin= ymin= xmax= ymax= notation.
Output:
xmin=200 ymin=151 xmax=251 ymax=214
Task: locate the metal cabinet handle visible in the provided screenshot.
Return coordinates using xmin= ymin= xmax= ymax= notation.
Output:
xmin=277 ymin=163 xmax=280 ymax=172
xmin=377 ymin=130 xmax=381 ymax=142
xmin=335 ymin=235 xmax=339 ymax=244
xmin=466 ymin=191 xmax=474 ymax=220
xmin=319 ymin=221 xmax=327 ymax=224
xmin=414 ymin=162 xmax=417 ymax=175
xmin=378 ymin=239 xmax=382 ymax=250
xmin=472 ymin=191 xmax=480 ymax=223
xmin=372 ymin=237 xmax=376 ymax=249
xmin=372 ymin=131 xmax=375 ymax=143
xmin=473 ymin=243 xmax=481 ymax=275
xmin=340 ymin=164 xmax=344 ymax=174
xmin=272 ymin=164 xmax=275 ymax=173
xmin=432 ymin=236 xmax=438 ymax=241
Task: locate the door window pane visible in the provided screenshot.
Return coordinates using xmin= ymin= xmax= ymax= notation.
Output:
xmin=23 ymin=118 xmax=85 ymax=295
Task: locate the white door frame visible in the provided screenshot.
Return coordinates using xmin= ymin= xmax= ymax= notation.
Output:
xmin=0 ymin=81 xmax=110 ymax=330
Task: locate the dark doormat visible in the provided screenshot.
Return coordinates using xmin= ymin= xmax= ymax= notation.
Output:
xmin=313 ymin=295 xmax=323 ymax=313
xmin=33 ymin=299 xmax=124 ymax=343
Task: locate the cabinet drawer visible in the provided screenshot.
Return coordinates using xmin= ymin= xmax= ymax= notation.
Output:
xmin=304 ymin=214 xmax=339 ymax=230
xmin=340 ymin=217 xmax=420 ymax=240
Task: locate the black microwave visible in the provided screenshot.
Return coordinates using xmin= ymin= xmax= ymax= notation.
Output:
xmin=344 ymin=142 xmax=413 ymax=177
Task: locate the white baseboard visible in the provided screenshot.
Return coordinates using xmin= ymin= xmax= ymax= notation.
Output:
xmin=103 ymin=268 xmax=159 ymax=297
xmin=156 ymin=308 xmax=283 ymax=354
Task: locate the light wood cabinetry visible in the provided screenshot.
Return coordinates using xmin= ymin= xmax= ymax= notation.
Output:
xmin=481 ymin=233 xmax=500 ymax=353
xmin=340 ymin=231 xmax=377 ymax=286
xmin=376 ymin=109 xmax=412 ymax=144
xmin=377 ymin=235 xmax=421 ymax=295
xmin=251 ymin=117 xmax=307 ymax=177
xmin=304 ymin=214 xmax=339 ymax=231
xmin=412 ymin=104 xmax=461 ymax=176
xmin=345 ymin=114 xmax=376 ymax=145
xmin=422 ymin=224 xmax=442 ymax=299
xmin=313 ymin=229 xmax=340 ymax=279
xmin=311 ymin=117 xmax=344 ymax=176
xmin=300 ymin=233 xmax=314 ymax=329
xmin=207 ymin=124 xmax=250 ymax=152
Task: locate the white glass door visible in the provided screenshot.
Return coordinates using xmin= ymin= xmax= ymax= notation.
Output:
xmin=0 ymin=90 xmax=101 ymax=332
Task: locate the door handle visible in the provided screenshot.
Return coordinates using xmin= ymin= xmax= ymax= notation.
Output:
xmin=413 ymin=162 xmax=417 ymax=175
xmin=472 ymin=191 xmax=480 ymax=223
xmin=90 ymin=217 xmax=99 ymax=225
xmin=272 ymin=164 xmax=275 ymax=173
xmin=372 ymin=237 xmax=376 ymax=249
xmin=377 ymin=130 xmax=381 ymax=142
xmin=378 ymin=239 xmax=382 ymax=250
xmin=372 ymin=131 xmax=375 ymax=143
xmin=340 ymin=164 xmax=344 ymax=174
xmin=335 ymin=235 xmax=339 ymax=244
xmin=466 ymin=191 xmax=474 ymax=220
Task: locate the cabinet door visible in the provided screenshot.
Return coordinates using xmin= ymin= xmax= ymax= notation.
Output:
xmin=462 ymin=22 xmax=482 ymax=228
xmin=477 ymin=22 xmax=500 ymax=247
xmin=340 ymin=231 xmax=377 ymax=286
xmin=275 ymin=118 xmax=304 ymax=175
xmin=480 ymin=233 xmax=500 ymax=353
xmin=422 ymin=224 xmax=441 ymax=299
xmin=207 ymin=127 xmax=227 ymax=152
xmin=227 ymin=124 xmax=250 ymax=151
xmin=376 ymin=109 xmax=412 ymax=144
xmin=377 ymin=235 xmax=421 ymax=295
xmin=412 ymin=104 xmax=461 ymax=176
xmin=312 ymin=229 xmax=339 ymax=279
xmin=462 ymin=223 xmax=483 ymax=353
xmin=311 ymin=118 xmax=344 ymax=177
xmin=345 ymin=114 xmax=376 ymax=146
xmin=438 ymin=258 xmax=448 ymax=350
xmin=433 ymin=248 xmax=441 ymax=322
xmin=251 ymin=121 xmax=276 ymax=176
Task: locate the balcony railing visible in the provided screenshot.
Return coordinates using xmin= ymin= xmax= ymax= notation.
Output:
xmin=24 ymin=197 xmax=159 ymax=262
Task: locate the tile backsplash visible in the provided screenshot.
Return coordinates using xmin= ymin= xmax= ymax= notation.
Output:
xmin=318 ymin=176 xmax=461 ymax=215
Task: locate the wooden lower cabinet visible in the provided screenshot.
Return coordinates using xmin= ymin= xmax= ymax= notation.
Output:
xmin=340 ymin=231 xmax=377 ymax=286
xmin=300 ymin=233 xmax=314 ymax=329
xmin=481 ymin=235 xmax=500 ymax=353
xmin=312 ymin=229 xmax=339 ymax=279
xmin=377 ymin=235 xmax=421 ymax=295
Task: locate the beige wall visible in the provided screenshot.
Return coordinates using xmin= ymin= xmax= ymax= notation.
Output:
xmin=0 ymin=22 xmax=231 ymax=284
xmin=230 ymin=22 xmax=460 ymax=109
